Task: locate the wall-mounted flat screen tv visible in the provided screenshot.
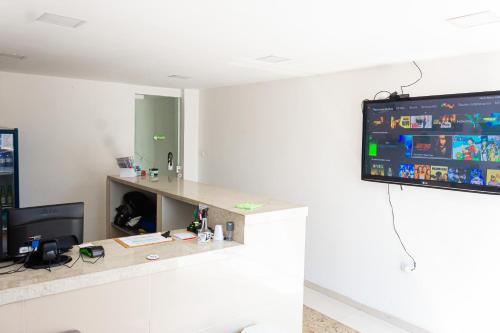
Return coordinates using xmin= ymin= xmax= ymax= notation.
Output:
xmin=362 ymin=90 xmax=500 ymax=194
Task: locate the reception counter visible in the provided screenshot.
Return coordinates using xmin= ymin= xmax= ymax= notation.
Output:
xmin=0 ymin=177 xmax=308 ymax=333
xmin=0 ymin=232 xmax=241 ymax=306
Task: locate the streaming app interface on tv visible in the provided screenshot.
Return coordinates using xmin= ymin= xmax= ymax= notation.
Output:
xmin=364 ymin=94 xmax=500 ymax=188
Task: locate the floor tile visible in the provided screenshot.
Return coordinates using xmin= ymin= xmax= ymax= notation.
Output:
xmin=303 ymin=305 xmax=358 ymax=333
xmin=303 ymin=287 xmax=411 ymax=333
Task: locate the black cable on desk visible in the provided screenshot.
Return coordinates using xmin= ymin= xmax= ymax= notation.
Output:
xmin=0 ymin=253 xmax=31 ymax=275
xmin=64 ymin=252 xmax=103 ymax=268
xmin=0 ymin=261 xmax=20 ymax=270
xmin=0 ymin=249 xmax=104 ymax=275
xmin=64 ymin=254 xmax=81 ymax=268
xmin=81 ymin=255 xmax=103 ymax=264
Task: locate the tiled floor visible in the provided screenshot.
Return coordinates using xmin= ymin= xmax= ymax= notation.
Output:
xmin=303 ymin=287 xmax=411 ymax=333
xmin=303 ymin=305 xmax=358 ymax=333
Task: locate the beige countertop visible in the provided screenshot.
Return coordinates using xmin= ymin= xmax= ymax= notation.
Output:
xmin=109 ymin=175 xmax=304 ymax=216
xmin=0 ymin=178 xmax=307 ymax=307
xmin=0 ymin=231 xmax=241 ymax=306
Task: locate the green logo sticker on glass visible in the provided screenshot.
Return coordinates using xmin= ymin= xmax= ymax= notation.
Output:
xmin=368 ymin=143 xmax=377 ymax=156
xmin=153 ymin=135 xmax=166 ymax=141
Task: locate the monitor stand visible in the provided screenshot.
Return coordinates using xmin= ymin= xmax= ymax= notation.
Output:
xmin=21 ymin=239 xmax=74 ymax=270
xmin=24 ymin=253 xmax=72 ymax=270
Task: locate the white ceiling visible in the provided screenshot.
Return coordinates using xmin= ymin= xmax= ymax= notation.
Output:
xmin=2 ymin=0 xmax=500 ymax=88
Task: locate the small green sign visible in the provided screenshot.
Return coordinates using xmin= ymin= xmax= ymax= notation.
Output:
xmin=153 ymin=135 xmax=166 ymax=141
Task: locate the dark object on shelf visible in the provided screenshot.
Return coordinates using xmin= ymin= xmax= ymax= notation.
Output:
xmin=114 ymin=191 xmax=156 ymax=228
xmin=136 ymin=217 xmax=156 ymax=233
xmin=111 ymin=223 xmax=140 ymax=236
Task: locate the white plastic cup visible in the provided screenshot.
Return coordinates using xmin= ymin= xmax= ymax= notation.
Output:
xmin=213 ymin=224 xmax=224 ymax=241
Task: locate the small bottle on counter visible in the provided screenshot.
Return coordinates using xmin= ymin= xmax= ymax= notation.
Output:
xmin=225 ymin=221 xmax=234 ymax=241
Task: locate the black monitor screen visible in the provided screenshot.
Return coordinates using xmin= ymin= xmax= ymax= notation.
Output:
xmin=7 ymin=202 xmax=84 ymax=257
xmin=362 ymin=91 xmax=500 ymax=194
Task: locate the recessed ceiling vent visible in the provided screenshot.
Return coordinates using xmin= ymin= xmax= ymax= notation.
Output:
xmin=256 ymin=55 xmax=291 ymax=63
xmin=36 ymin=12 xmax=86 ymax=28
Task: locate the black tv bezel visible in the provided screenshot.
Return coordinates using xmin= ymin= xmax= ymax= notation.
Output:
xmin=361 ymin=89 xmax=500 ymax=195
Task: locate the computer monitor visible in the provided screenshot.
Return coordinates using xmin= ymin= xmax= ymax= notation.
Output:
xmin=7 ymin=202 xmax=84 ymax=259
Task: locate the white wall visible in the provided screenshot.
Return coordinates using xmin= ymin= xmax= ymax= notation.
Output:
xmin=198 ymin=51 xmax=500 ymax=333
xmin=183 ymin=89 xmax=199 ymax=181
xmin=0 ymin=71 xmax=182 ymax=241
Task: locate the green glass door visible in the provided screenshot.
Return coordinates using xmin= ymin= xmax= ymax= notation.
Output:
xmin=134 ymin=95 xmax=181 ymax=177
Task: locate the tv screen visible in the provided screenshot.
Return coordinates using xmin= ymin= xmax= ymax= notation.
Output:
xmin=362 ymin=90 xmax=500 ymax=194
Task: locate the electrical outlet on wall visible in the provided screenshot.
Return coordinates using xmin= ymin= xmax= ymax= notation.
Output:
xmin=401 ymin=262 xmax=415 ymax=273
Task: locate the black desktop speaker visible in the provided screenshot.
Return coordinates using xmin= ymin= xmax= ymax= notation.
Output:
xmin=41 ymin=240 xmax=58 ymax=261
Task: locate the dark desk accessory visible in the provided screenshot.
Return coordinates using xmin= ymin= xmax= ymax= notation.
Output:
xmin=24 ymin=239 xmax=72 ymax=270
xmin=186 ymin=221 xmax=200 ymax=233
xmin=63 ymin=245 xmax=104 ymax=269
xmin=80 ymin=246 xmax=105 ymax=258
xmin=161 ymin=231 xmax=171 ymax=238
xmin=186 ymin=222 xmax=213 ymax=234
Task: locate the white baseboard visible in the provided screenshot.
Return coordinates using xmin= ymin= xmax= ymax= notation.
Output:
xmin=304 ymin=280 xmax=432 ymax=333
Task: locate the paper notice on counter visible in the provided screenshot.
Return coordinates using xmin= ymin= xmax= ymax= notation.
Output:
xmin=172 ymin=232 xmax=197 ymax=240
xmin=115 ymin=232 xmax=173 ymax=248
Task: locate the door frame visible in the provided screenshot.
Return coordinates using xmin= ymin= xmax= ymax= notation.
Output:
xmin=134 ymin=90 xmax=184 ymax=179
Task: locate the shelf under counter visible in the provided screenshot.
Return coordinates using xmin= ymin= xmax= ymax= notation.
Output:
xmin=110 ymin=222 xmax=143 ymax=236
xmin=107 ymin=176 xmax=210 ymax=240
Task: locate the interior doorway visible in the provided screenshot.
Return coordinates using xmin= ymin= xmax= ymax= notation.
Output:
xmin=134 ymin=94 xmax=182 ymax=178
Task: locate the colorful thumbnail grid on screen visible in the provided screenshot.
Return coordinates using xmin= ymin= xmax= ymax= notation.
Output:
xmin=365 ymin=96 xmax=500 ymax=188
